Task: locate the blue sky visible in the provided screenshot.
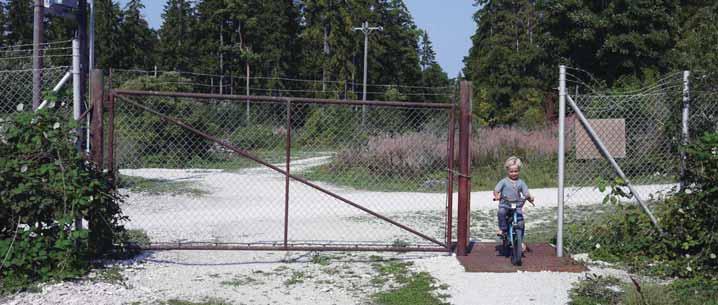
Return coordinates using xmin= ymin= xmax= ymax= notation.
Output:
xmin=116 ymin=1 xmax=476 ymax=77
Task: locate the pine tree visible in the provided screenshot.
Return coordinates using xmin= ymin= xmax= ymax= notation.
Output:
xmin=121 ymin=0 xmax=157 ymax=69
xmin=419 ymin=30 xmax=436 ymax=71
xmin=93 ymin=0 xmax=125 ymax=69
xmin=372 ymin=0 xmax=422 ymax=88
xmin=5 ymin=0 xmax=33 ymax=44
xmin=464 ymin=0 xmax=544 ymax=126
xmin=157 ymin=0 xmax=196 ymax=71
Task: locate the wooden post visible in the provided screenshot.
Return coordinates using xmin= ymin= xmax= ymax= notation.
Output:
xmin=456 ymin=81 xmax=473 ymax=256
xmin=90 ymin=69 xmax=104 ymax=168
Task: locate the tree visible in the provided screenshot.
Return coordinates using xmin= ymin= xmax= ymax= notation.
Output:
xmin=0 ymin=1 xmax=7 ymax=46
xmin=463 ymin=0 xmax=545 ymax=126
xmin=671 ymin=2 xmax=718 ymax=74
xmin=94 ymin=0 xmax=125 ymax=69
xmin=157 ymin=0 xmax=196 ymax=71
xmin=121 ymin=0 xmax=157 ymax=69
xmin=419 ymin=29 xmax=436 ymax=71
xmin=5 ymin=0 xmax=33 ymax=44
xmin=418 ymin=30 xmax=449 ymax=101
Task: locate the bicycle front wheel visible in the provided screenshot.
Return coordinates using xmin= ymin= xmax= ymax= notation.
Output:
xmin=511 ymin=230 xmax=523 ymax=266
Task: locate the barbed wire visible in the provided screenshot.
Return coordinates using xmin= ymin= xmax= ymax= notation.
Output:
xmin=110 ymin=68 xmax=453 ymax=91
xmin=0 ymin=40 xmax=73 ymax=51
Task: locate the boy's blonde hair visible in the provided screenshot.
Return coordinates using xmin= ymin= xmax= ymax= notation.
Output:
xmin=504 ymin=156 xmax=522 ymax=170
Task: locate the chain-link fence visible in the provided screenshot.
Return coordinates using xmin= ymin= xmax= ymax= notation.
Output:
xmin=0 ymin=40 xmax=74 ymax=115
xmin=555 ymin=68 xmax=718 ymax=253
xmin=110 ymin=89 xmax=455 ymax=251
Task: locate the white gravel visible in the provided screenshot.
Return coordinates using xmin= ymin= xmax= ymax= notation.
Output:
xmin=3 ymin=250 xmax=640 ymax=305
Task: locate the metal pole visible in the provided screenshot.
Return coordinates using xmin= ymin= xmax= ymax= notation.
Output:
xmin=680 ymin=71 xmax=690 ymax=191
xmin=566 ymin=94 xmax=664 ymax=234
xmin=445 ymin=104 xmax=456 ymax=252
xmin=32 ymin=0 xmax=44 ymax=110
xmin=73 ymin=40 xmax=81 ymax=122
xmin=456 ymin=81 xmax=472 ymax=256
xmin=284 ymin=101 xmax=292 ymax=248
xmin=362 ymin=26 xmax=368 ymax=124
xmin=557 ymin=65 xmax=566 ymax=257
xmin=246 ymin=64 xmax=250 ymax=124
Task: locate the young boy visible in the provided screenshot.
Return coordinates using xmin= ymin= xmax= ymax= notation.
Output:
xmin=494 ymin=156 xmax=534 ymax=250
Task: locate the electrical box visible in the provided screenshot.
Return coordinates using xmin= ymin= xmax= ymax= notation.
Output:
xmin=44 ymin=0 xmax=79 ymax=19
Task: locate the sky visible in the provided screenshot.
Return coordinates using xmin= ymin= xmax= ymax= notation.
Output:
xmin=116 ymin=0 xmax=476 ymax=77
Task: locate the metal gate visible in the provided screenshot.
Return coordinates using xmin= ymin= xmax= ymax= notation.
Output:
xmin=99 ymin=81 xmax=470 ymax=252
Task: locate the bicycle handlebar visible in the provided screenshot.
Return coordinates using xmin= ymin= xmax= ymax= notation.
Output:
xmin=493 ymin=196 xmax=535 ymax=206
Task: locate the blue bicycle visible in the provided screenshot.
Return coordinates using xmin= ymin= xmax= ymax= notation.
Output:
xmin=494 ymin=196 xmax=533 ymax=266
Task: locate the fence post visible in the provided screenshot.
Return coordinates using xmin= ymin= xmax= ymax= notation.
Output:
xmin=680 ymin=70 xmax=690 ymax=191
xmin=284 ymin=100 xmax=292 ymax=249
xmin=557 ymin=65 xmax=566 ymax=257
xmin=445 ymin=103 xmax=456 ymax=252
xmin=456 ymin=81 xmax=472 ymax=256
xmin=90 ymin=69 xmax=104 ymax=168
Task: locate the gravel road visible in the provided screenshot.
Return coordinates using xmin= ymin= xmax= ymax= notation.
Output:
xmin=2 ymin=158 xmax=666 ymax=305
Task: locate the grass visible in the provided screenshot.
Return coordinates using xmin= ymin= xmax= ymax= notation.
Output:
xmin=157 ymin=298 xmax=232 ymax=305
xmin=303 ymin=155 xmax=677 ymax=193
xmin=569 ymin=275 xmax=718 ymax=305
xmin=303 ymin=165 xmax=448 ymax=192
xmin=283 ymin=271 xmax=308 ymax=286
xmin=95 ymin=266 xmax=126 ymax=286
xmin=220 ymin=275 xmax=262 ymax=287
xmin=371 ymin=260 xmax=450 ymax=305
xmin=303 ymin=158 xmax=558 ymax=192
xmin=125 ymin=149 xmax=328 ymax=172
xmin=118 ymin=174 xmax=209 ymax=197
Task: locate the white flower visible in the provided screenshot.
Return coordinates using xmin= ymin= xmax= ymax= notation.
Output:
xmin=686 ymin=266 xmax=692 ymax=272
xmin=20 ymin=165 xmax=28 ymax=173
xmin=595 ymin=243 xmax=601 ymax=249
xmin=53 ymin=122 xmax=60 ymax=130
xmin=16 ymin=103 xmax=24 ymax=111
xmin=710 ymin=253 xmax=717 ymax=259
xmin=47 ymin=101 xmax=56 ymax=109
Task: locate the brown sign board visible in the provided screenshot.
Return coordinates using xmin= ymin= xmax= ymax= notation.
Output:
xmin=575 ymin=118 xmax=626 ymax=159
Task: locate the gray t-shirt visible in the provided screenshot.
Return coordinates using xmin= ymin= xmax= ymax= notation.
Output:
xmin=495 ymin=177 xmax=530 ymax=210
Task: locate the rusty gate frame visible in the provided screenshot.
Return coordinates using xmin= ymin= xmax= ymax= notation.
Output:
xmin=91 ymin=71 xmax=474 ymax=254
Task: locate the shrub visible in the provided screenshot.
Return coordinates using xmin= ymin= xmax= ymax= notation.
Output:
xmin=116 ymin=73 xmax=220 ymax=168
xmin=565 ymin=132 xmax=718 ymax=278
xmin=229 ymin=124 xmax=285 ymax=150
xmin=0 ymin=109 xmax=126 ymax=294
xmin=298 ymin=106 xmax=362 ymax=147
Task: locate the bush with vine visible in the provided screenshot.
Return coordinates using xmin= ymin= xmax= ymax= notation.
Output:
xmin=566 ymin=132 xmax=718 ymax=278
xmin=0 ymin=107 xmax=126 ymax=294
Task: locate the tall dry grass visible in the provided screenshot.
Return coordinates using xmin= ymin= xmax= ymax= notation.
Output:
xmin=472 ymin=125 xmax=558 ymax=166
xmin=330 ymin=125 xmax=559 ymax=177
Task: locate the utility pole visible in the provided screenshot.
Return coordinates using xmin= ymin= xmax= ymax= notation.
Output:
xmin=32 ymin=0 xmax=44 ymax=110
xmin=89 ymin=0 xmax=95 ymax=69
xmin=219 ymin=22 xmax=224 ymax=95
xmin=353 ymin=21 xmax=382 ymax=126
